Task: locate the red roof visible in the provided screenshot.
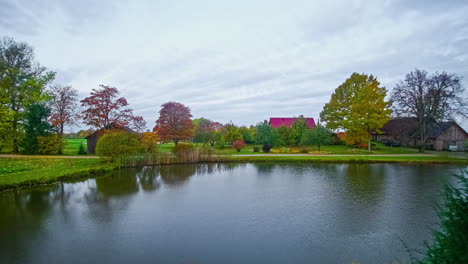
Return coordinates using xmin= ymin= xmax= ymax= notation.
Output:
xmin=269 ymin=117 xmax=316 ymax=128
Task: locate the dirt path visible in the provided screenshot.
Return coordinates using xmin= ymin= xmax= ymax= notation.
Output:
xmin=0 ymin=154 xmax=100 ymax=159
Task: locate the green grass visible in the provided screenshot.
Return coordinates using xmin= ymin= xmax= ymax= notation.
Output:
xmin=0 ymin=157 xmax=113 ymax=191
xmin=63 ymin=138 xmax=87 ymax=155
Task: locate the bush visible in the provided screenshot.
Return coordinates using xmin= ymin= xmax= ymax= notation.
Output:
xmin=37 ymin=134 xmax=63 ymax=154
xmin=232 ymin=140 xmax=246 ymax=152
xmin=262 ymin=144 xmax=272 ymax=153
xmin=253 ymin=146 xmax=260 ymax=152
xmin=140 ymin=132 xmax=159 ymax=153
xmin=95 ymin=130 xmax=140 ymax=161
xmin=419 ymin=170 xmax=468 ymax=263
xmin=78 ymin=143 xmax=87 ymax=155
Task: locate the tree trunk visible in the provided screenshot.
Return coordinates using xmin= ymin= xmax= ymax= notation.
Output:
xmin=318 ymin=144 xmax=321 ymax=152
xmin=419 ymin=116 xmax=426 ymax=153
xmin=368 ymin=139 xmax=371 ymax=152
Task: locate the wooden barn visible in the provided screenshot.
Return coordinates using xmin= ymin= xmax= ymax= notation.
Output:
xmin=373 ymin=118 xmax=467 ymax=151
xmin=85 ymin=126 xmax=138 ymax=154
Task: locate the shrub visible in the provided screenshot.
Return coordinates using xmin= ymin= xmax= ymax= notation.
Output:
xmin=262 ymin=144 xmax=272 ymax=153
xmin=232 ymin=140 xmax=246 ymax=152
xmin=37 ymin=134 xmax=63 ymax=154
xmin=78 ymin=143 xmax=87 ymax=155
xmin=253 ymin=146 xmax=260 ymax=152
xmin=419 ymin=170 xmax=468 ymax=263
xmin=95 ymin=130 xmax=140 ymax=161
xmin=140 ymin=132 xmax=159 ymax=153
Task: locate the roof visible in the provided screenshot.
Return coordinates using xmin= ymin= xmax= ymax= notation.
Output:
xmin=380 ymin=118 xmax=468 ymax=139
xmin=269 ymin=117 xmax=316 ymax=128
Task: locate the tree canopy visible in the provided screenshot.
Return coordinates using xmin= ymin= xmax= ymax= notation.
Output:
xmin=155 ymin=101 xmax=194 ymax=144
xmin=391 ymin=69 xmax=467 ymax=152
xmin=320 ymin=73 xmax=391 ymax=150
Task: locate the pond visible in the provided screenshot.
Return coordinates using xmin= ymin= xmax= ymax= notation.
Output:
xmin=0 ymin=163 xmax=465 ymax=264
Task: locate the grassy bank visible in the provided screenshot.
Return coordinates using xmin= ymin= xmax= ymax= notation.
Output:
xmin=231 ymin=155 xmax=468 ymax=164
xmin=0 ymin=157 xmax=114 ymax=192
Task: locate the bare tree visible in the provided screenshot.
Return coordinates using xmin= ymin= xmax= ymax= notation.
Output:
xmin=48 ymin=84 xmax=78 ymax=135
xmin=391 ymin=69 xmax=467 ymax=152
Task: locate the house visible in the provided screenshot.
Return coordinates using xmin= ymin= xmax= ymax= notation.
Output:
xmin=269 ymin=116 xmax=316 ymax=129
xmin=85 ymin=125 xmax=139 ymax=154
xmin=373 ymin=118 xmax=468 ymax=151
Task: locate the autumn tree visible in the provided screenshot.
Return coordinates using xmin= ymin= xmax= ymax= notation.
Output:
xmin=48 ymin=84 xmax=78 ymax=135
xmin=80 ymin=85 xmax=145 ymax=130
xmin=155 ymin=102 xmax=193 ymax=144
xmin=193 ymin=118 xmax=223 ymax=147
xmin=320 ymin=73 xmax=391 ymax=151
xmin=0 ymin=36 xmax=55 ymax=152
xmin=391 ymin=69 xmax=467 ymax=152
xmin=223 ymin=122 xmax=243 ymax=144
xmin=140 ymin=132 xmax=159 ymax=153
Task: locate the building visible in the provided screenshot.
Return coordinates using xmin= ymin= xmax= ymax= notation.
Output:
xmin=269 ymin=116 xmax=316 ymax=129
xmin=373 ymin=118 xmax=467 ymax=151
xmin=85 ymin=125 xmax=139 ymax=154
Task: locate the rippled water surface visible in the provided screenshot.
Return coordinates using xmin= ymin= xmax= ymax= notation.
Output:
xmin=0 ymin=163 xmax=465 ymax=264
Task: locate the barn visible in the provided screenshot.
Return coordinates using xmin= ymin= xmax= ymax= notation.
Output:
xmin=85 ymin=126 xmax=139 ymax=154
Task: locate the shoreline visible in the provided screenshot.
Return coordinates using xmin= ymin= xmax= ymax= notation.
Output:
xmin=1 ymin=155 xmax=467 ymax=193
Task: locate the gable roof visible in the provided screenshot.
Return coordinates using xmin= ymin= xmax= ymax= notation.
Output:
xmin=269 ymin=117 xmax=316 ymax=128
xmin=380 ymin=118 xmax=468 ymax=139
xmin=425 ymin=121 xmax=468 ymax=139
xmin=85 ymin=125 xmax=138 ymax=139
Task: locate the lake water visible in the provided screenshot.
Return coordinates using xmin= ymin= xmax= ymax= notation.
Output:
xmin=0 ymin=163 xmax=465 ymax=264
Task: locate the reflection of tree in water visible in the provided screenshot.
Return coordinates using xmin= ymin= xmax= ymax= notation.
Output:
xmin=95 ymin=169 xmax=140 ymax=196
xmin=137 ymin=166 xmax=161 ymax=192
xmin=0 ymin=186 xmax=55 ymax=264
xmin=254 ymin=163 xmax=276 ymax=175
xmin=159 ymin=164 xmax=197 ymax=185
xmin=345 ymin=164 xmax=385 ymax=203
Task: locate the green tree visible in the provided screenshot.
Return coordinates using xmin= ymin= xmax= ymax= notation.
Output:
xmin=0 ymin=37 xmax=55 ymax=152
xmin=320 ymin=73 xmax=391 ymax=151
xmin=239 ymin=126 xmax=255 ymax=144
xmin=301 ymin=124 xmax=332 ymax=151
xmin=275 ymin=126 xmax=295 ymax=147
xmin=255 ymin=120 xmax=276 ymax=153
xmin=20 ymin=103 xmax=52 ymax=154
xmin=291 ymin=117 xmax=309 ymax=146
xmin=223 ymin=122 xmax=242 ymax=143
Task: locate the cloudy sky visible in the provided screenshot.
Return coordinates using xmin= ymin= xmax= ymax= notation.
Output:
xmin=1 ymin=0 xmax=467 ymax=130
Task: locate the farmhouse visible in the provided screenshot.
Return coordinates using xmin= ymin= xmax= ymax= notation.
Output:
xmin=85 ymin=125 xmax=139 ymax=154
xmin=373 ymin=118 xmax=467 ymax=151
xmin=269 ymin=116 xmax=316 ymax=129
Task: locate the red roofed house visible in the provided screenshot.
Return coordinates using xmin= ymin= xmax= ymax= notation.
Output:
xmin=269 ymin=116 xmax=316 ymax=129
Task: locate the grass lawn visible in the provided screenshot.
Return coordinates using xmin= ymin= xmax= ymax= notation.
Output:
xmin=0 ymin=157 xmax=112 ymax=191
xmin=63 ymin=138 xmax=87 ymax=155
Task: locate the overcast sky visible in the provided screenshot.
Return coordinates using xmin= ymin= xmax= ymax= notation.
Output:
xmin=1 ymin=0 xmax=467 ymax=131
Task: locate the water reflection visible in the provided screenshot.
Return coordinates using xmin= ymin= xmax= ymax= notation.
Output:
xmin=0 ymin=163 xmax=464 ymax=264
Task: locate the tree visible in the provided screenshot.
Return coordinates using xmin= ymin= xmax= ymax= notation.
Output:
xmin=232 ymin=140 xmax=246 ymax=152
xmin=223 ymin=122 xmax=243 ymax=143
xmin=140 ymin=132 xmax=159 ymax=153
xmin=239 ymin=126 xmax=255 ymax=144
xmin=155 ymin=102 xmax=193 ymax=144
xmin=0 ymin=36 xmax=55 ymax=152
xmin=20 ymin=103 xmax=51 ymax=154
xmin=391 ymin=69 xmax=467 ymax=152
xmin=80 ymin=85 xmax=145 ymax=130
xmin=291 ymin=117 xmax=309 ymax=146
xmin=48 ymin=84 xmax=78 ymax=135
xmin=255 ymin=120 xmax=276 ymax=153
xmin=275 ymin=126 xmax=295 ymax=147
xmin=320 ymin=73 xmax=391 ymax=151
xmin=301 ymin=124 xmax=332 ymax=151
